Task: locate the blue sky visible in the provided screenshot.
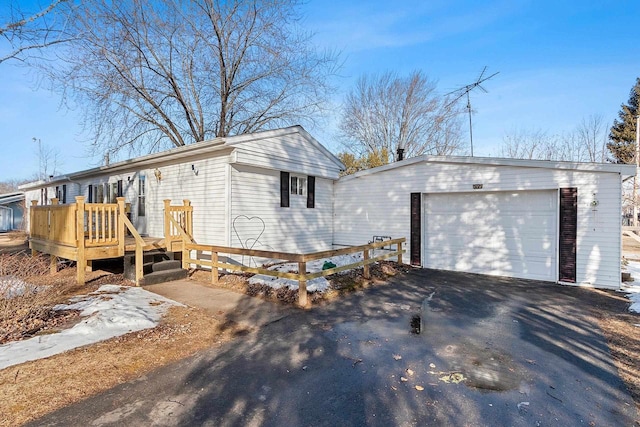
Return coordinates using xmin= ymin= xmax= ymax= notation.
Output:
xmin=1 ymin=0 xmax=639 ymax=181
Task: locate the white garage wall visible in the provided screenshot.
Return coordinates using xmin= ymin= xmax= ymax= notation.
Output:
xmin=334 ymin=159 xmax=624 ymax=289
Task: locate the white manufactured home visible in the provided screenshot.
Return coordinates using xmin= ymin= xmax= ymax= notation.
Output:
xmin=21 ymin=126 xmax=343 ymax=256
xmin=333 ymin=156 xmax=635 ymax=290
xmin=20 ymin=126 xmax=633 ymax=290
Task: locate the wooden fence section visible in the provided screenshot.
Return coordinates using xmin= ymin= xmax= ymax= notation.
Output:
xmin=183 ymin=237 xmax=406 ymax=307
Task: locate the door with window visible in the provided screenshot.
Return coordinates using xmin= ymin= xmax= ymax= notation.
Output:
xmin=135 ymin=175 xmax=147 ymax=236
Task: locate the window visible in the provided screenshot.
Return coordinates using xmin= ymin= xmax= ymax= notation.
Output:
xmin=290 ymin=176 xmax=307 ymax=196
xmin=138 ymin=175 xmax=146 ymax=216
xmin=109 ymin=183 xmax=118 ymax=203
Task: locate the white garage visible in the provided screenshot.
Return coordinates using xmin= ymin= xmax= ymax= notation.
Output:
xmin=333 ymin=155 xmax=635 ymax=290
xmin=423 ymin=190 xmax=557 ymax=281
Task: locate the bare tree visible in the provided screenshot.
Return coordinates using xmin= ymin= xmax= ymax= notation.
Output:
xmin=0 ymin=0 xmax=72 ymax=64
xmin=501 ymin=117 xmax=607 ymax=163
xmin=46 ymin=0 xmax=337 ymax=156
xmin=576 ymin=114 xmax=606 ymax=162
xmin=339 ymin=71 xmax=465 ymax=163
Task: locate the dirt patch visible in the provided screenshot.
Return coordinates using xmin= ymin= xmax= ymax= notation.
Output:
xmin=0 ymin=305 xmax=238 ymax=427
xmin=0 ymin=232 xmax=29 ymax=254
xmin=0 ymin=264 xmax=241 ymax=427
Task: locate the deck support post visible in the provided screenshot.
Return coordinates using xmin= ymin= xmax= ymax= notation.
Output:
xmin=298 ymin=261 xmax=308 ymax=308
xmin=30 ymin=200 xmax=38 ymax=257
xmin=211 ymin=251 xmax=219 ymax=284
xmin=75 ymin=196 xmax=86 ymax=284
xmin=50 ymin=255 xmax=57 ymax=275
xmin=397 ymin=241 xmax=403 ymax=264
xmin=363 ymin=249 xmax=370 ymax=279
xmin=135 ymin=244 xmax=143 ymax=286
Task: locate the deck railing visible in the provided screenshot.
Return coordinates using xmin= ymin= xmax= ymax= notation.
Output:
xmin=31 ymin=196 xmax=193 ymax=285
xmin=163 ymin=199 xmax=193 ymax=251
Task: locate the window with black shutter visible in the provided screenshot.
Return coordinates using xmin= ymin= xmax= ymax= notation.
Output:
xmin=62 ymin=184 xmax=67 ymax=204
xmin=117 ymin=180 xmax=123 ymax=197
xmin=88 ymin=185 xmax=93 ymax=203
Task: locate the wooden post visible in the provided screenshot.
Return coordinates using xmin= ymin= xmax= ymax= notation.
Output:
xmin=363 ymin=249 xmax=370 ymax=279
xmin=117 ymin=197 xmax=126 ymax=255
xmin=30 ymin=200 xmax=38 ymax=257
xmin=182 ymin=244 xmax=189 ymax=270
xmin=298 ymin=261 xmax=308 ymax=308
xmin=135 ymin=244 xmax=143 ymax=286
xmin=397 ymin=241 xmax=403 ymax=264
xmin=211 ymin=251 xmax=219 ymax=284
xmin=163 ymin=199 xmax=171 ymax=241
xmin=50 ymin=255 xmax=57 ymax=275
xmin=75 ymin=196 xmax=86 ymax=284
xmin=183 ymin=199 xmax=192 ymax=238
xmin=86 ymin=260 xmax=93 ymax=272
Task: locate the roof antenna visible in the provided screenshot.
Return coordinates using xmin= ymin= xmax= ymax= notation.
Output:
xmin=445 ymin=67 xmax=499 ymax=156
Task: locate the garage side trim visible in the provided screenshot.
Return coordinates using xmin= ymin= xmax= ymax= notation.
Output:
xmin=559 ymin=188 xmax=577 ymax=283
xmin=410 ymin=193 xmax=421 ymax=265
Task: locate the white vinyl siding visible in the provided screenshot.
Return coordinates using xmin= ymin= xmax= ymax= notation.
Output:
xmin=230 ymin=164 xmax=332 ymax=254
xmin=231 ymin=133 xmax=342 ymax=180
xmin=334 ymin=160 xmax=623 ymax=289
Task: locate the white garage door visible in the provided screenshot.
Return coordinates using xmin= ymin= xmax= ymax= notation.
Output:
xmin=424 ymin=190 xmax=557 ymax=281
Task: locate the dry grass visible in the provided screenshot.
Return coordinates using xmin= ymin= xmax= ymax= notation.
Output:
xmin=0 ymin=302 xmax=242 ymax=427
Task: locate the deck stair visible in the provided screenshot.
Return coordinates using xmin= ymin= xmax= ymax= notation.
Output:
xmin=124 ymin=249 xmax=187 ymax=285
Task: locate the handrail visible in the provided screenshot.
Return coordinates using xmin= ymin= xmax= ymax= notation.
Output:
xmin=166 ymin=214 xmax=195 ymax=270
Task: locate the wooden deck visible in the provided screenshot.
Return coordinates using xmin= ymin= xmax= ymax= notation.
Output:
xmin=29 ymin=197 xmax=193 ymax=285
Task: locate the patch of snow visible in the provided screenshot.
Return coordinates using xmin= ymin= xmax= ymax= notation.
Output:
xmin=621 ymin=261 xmax=640 ymax=313
xmin=0 ymin=284 xmax=183 ymax=370
xmin=248 ymin=250 xmax=393 ymax=293
xmin=0 ymin=276 xmax=40 ymax=299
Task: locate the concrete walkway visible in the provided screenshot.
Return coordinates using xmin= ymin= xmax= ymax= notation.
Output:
xmin=143 ymin=279 xmax=294 ymax=330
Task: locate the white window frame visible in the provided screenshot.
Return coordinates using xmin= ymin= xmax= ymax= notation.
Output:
xmin=290 ymin=175 xmax=307 ymax=197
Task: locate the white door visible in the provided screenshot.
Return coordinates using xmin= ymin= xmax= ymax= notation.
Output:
xmin=424 ymin=190 xmax=557 ymax=281
xmin=135 ymin=175 xmax=147 ymax=236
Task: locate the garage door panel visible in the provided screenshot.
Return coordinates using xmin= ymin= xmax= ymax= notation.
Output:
xmin=425 ymin=191 xmax=557 ymax=282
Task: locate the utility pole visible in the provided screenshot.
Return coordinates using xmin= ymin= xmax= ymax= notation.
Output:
xmin=32 ymin=137 xmax=43 ymax=180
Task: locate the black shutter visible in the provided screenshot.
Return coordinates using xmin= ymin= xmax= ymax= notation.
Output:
xmin=88 ymin=185 xmax=93 ymax=203
xmin=280 ymin=172 xmax=290 ymax=207
xmin=410 ymin=193 xmax=421 ymax=266
xmin=559 ymin=188 xmax=577 ymax=283
xmin=307 ymin=176 xmax=315 ymax=208
xmin=117 ymin=180 xmax=123 ymax=197
xmin=62 ymin=184 xmax=67 ymax=204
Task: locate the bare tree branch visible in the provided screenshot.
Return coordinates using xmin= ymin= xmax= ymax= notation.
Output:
xmin=0 ymin=0 xmax=72 ymax=64
xmin=338 ymin=71 xmax=465 ymax=163
xmin=43 ymin=0 xmax=338 ymax=157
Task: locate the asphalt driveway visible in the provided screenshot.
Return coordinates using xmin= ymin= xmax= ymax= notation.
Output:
xmin=30 ymin=269 xmax=639 ymax=426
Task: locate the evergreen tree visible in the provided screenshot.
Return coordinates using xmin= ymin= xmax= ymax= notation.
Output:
xmin=607 ymin=77 xmax=640 ymax=163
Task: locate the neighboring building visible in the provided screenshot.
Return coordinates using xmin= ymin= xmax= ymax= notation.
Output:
xmin=20 ymin=126 xmax=344 ymax=254
xmin=20 ymin=126 xmax=635 ymax=289
xmin=0 ymin=191 xmax=25 ymax=232
xmin=334 ymin=156 xmax=635 ymax=290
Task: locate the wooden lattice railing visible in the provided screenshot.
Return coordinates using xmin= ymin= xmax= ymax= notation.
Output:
xmin=163 ymin=199 xmax=194 ymax=251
